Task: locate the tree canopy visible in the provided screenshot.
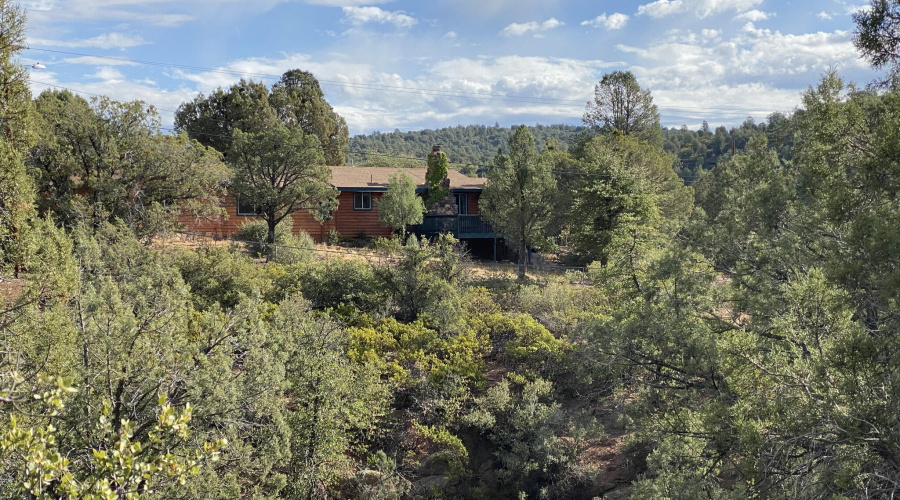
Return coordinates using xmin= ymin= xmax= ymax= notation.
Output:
xmin=228 ymin=123 xmax=336 ymax=244
xmin=175 ymin=70 xmax=349 ymax=165
xmin=0 ymin=0 xmax=33 ymax=277
xmin=854 ymin=0 xmax=900 ymax=80
xmin=481 ymin=125 xmax=557 ymax=279
xmin=8 ymin=2 xmax=900 ymax=497
xmin=377 ymin=170 xmax=425 ymax=240
xmin=29 ymin=90 xmax=230 ymax=241
xmin=583 ymin=71 xmax=662 ymax=148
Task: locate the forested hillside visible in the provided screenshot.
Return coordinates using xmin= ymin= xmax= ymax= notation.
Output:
xmin=662 ymin=112 xmax=795 ymax=180
xmin=348 ymin=124 xmax=584 ymax=171
xmin=348 ymin=117 xmax=796 ymax=183
xmin=5 ymin=0 xmax=900 ymax=499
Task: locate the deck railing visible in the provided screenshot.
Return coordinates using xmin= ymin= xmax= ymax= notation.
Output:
xmin=415 ymin=215 xmax=496 ymax=237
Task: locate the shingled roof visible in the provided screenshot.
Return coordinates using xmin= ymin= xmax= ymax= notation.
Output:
xmin=329 ymin=166 xmax=486 ymax=191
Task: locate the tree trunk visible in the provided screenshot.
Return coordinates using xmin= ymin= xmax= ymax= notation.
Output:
xmin=266 ymin=218 xmax=278 ymax=245
xmin=518 ymin=240 xmax=526 ymax=280
xmin=266 ymin=218 xmax=278 ymax=263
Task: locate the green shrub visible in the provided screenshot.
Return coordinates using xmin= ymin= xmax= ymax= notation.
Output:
xmin=273 ymin=231 xmax=315 ymax=265
xmin=372 ymin=235 xmax=402 ymax=255
xmin=235 ymin=218 xmax=292 ymax=258
xmin=172 ymin=245 xmax=272 ymax=310
xmin=326 ymin=227 xmax=340 ymax=246
xmin=462 ymin=376 xmax=569 ymax=496
xmin=341 ymin=229 xmax=369 ymax=248
xmin=376 ymin=235 xmax=469 ymax=330
xmin=282 ymin=258 xmax=389 ymax=315
xmin=347 ymin=318 xmax=488 ymax=390
xmin=469 ymin=312 xmax=568 ymax=377
xmin=235 ymin=218 xmax=314 ymax=264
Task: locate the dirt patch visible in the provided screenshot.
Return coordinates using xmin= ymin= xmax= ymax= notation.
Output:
xmin=484 ymin=360 xmax=507 ymax=388
xmin=0 ymin=279 xmax=25 ymax=305
xmin=580 ymin=432 xmax=628 ymax=490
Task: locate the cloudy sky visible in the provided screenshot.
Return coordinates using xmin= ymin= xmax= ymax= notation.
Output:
xmin=23 ymin=0 xmax=880 ymax=135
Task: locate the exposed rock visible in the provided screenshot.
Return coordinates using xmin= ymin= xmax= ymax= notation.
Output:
xmin=427 ymin=178 xmax=458 ymax=216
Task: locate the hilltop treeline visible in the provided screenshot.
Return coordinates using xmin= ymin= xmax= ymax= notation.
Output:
xmin=348 ymin=117 xmax=797 ymax=182
xmin=348 ymin=124 xmax=584 ymax=171
xmin=662 ymin=112 xmax=795 ymax=180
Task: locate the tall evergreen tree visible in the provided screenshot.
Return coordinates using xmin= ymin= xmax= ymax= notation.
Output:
xmin=481 ymin=125 xmax=557 ymax=279
xmin=228 ymin=123 xmax=336 ymax=245
xmin=176 ymin=70 xmax=349 ymax=165
xmin=269 ymin=69 xmax=349 ymax=165
xmin=854 ymin=0 xmax=900 ymax=81
xmin=0 ymin=0 xmax=33 ymax=277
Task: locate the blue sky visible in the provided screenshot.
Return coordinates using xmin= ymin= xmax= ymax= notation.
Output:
xmin=23 ymin=0 xmax=879 ymax=136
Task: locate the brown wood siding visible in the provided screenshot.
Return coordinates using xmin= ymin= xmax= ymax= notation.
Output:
xmin=468 ymin=193 xmax=480 ymax=214
xmin=332 ymin=191 xmax=393 ymax=238
xmin=178 ymin=194 xmax=241 ymax=237
xmin=178 ymin=194 xmax=335 ymax=242
xmin=178 ymin=187 xmax=473 ymax=241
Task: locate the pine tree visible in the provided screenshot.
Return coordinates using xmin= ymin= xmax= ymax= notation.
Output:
xmin=481 ymin=126 xmax=557 ymax=279
xmin=0 ymin=0 xmax=34 ymax=278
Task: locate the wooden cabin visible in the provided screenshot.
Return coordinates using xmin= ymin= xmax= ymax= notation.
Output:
xmin=179 ymin=165 xmax=494 ymax=243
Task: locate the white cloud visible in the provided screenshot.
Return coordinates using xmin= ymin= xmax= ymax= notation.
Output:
xmin=651 ymin=83 xmax=803 ymax=127
xmin=734 ymin=9 xmax=771 ymax=21
xmin=168 ymin=52 xmax=613 ymax=133
xmin=29 ymin=33 xmax=149 ymax=49
xmin=27 ymin=5 xmax=193 ymax=27
xmin=843 ymin=3 xmax=870 ymax=15
xmin=64 ymin=56 xmax=140 ymax=66
xmin=443 ymin=31 xmax=457 ymax=39
xmin=500 ymin=18 xmax=564 ymax=37
xmin=617 ymin=23 xmax=866 ymax=91
xmin=21 ymin=0 xmax=55 ymax=10
xmin=637 ymin=0 xmax=764 ymax=19
xmin=700 ymin=28 xmax=721 ymax=41
xmin=28 ymin=73 xmax=200 ymax=123
xmin=342 ymin=6 xmax=417 ymax=28
xmin=818 ymin=11 xmax=834 ymax=20
xmin=305 ymin=0 xmax=393 ymax=5
xmin=581 ymin=12 xmax=629 ymax=30
xmin=89 ymin=66 xmax=125 ymax=81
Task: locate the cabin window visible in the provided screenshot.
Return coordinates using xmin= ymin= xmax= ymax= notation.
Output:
xmin=236 ymin=198 xmax=261 ymax=216
xmin=455 ymin=193 xmax=468 ymax=214
xmin=354 ymin=192 xmax=372 ymax=210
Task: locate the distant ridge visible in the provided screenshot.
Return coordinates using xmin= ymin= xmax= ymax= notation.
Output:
xmin=348 ymin=123 xmax=585 ymax=169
